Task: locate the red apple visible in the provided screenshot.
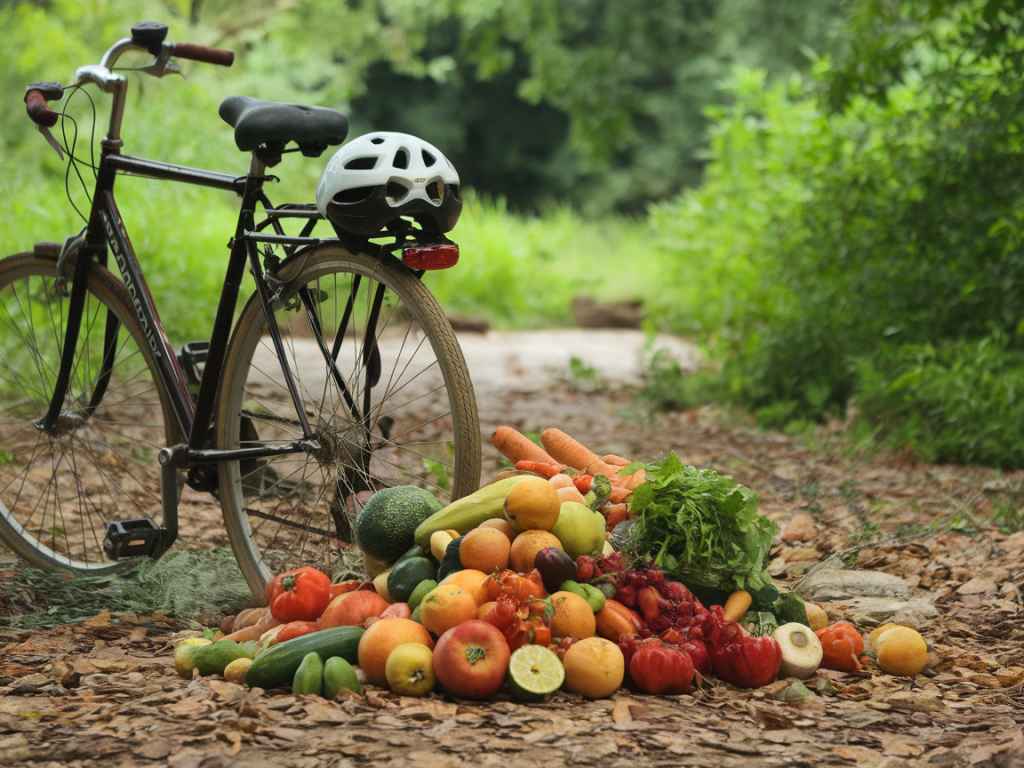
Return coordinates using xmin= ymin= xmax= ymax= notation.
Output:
xmin=432 ymin=620 xmax=511 ymax=700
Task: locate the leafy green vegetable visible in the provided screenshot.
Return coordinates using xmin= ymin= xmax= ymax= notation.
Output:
xmin=773 ymin=592 xmax=809 ymax=626
xmin=739 ymin=611 xmax=779 ymax=637
xmin=627 ymin=451 xmax=779 ymax=597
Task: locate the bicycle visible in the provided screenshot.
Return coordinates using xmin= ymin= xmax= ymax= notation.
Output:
xmin=0 ymin=22 xmax=481 ymax=600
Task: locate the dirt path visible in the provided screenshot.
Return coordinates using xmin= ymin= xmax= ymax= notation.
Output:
xmin=1 ymin=330 xmax=1023 ymax=767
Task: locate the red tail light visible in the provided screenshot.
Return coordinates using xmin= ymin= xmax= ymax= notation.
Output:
xmin=402 ymin=244 xmax=459 ymax=270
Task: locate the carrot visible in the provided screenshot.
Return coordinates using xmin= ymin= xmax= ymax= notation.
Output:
xmin=625 ymin=468 xmax=646 ymax=490
xmin=540 ymin=428 xmax=622 ymax=476
xmin=600 ymin=454 xmax=632 ymax=467
xmin=223 ymin=614 xmax=283 ymax=643
xmin=609 ymin=486 xmax=632 ymax=504
xmin=604 ymin=503 xmax=628 ymax=531
xmin=573 ymin=474 xmax=593 ymax=494
xmin=491 ymin=426 xmax=558 ymax=465
xmin=514 ymin=459 xmax=567 ymax=478
xmin=721 ymin=589 xmax=753 ymax=622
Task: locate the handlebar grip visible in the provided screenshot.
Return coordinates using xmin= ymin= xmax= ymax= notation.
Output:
xmin=25 ymin=89 xmax=59 ymax=128
xmin=173 ymin=42 xmax=235 ymax=67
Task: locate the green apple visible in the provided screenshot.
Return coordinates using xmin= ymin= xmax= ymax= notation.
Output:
xmin=384 ymin=642 xmax=437 ymax=696
xmin=550 ymin=502 xmax=606 ymax=559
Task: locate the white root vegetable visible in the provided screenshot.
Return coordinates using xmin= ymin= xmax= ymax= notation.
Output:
xmin=773 ymin=622 xmax=824 ymax=679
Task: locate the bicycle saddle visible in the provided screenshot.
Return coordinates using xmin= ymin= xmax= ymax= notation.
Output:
xmin=219 ymin=95 xmax=348 ymax=163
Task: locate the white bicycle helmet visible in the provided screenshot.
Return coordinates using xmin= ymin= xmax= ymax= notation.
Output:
xmin=315 ymin=132 xmax=462 ymax=237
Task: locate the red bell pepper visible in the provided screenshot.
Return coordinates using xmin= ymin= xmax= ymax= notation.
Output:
xmin=266 ymin=567 xmax=332 ymax=622
xmin=630 ymin=642 xmax=695 ymax=695
xmin=708 ymin=621 xmax=782 ymax=689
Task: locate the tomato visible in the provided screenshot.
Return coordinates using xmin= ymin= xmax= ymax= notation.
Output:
xmin=266 ymin=567 xmax=332 ymax=622
xmin=330 ymin=580 xmax=361 ymax=599
xmin=815 ymin=621 xmax=865 ymax=672
xmin=629 ymin=643 xmax=695 ymax=695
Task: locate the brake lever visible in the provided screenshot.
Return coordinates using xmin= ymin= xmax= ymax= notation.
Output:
xmin=117 ymin=45 xmax=181 ymax=78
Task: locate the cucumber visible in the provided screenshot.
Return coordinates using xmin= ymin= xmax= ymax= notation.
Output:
xmin=292 ymin=652 xmax=324 ymax=696
xmin=387 ymin=556 xmax=438 ymax=603
xmin=323 ymin=656 xmax=361 ymax=699
xmin=413 ymin=476 xmax=530 ymax=548
xmin=245 ymin=626 xmax=364 ymax=690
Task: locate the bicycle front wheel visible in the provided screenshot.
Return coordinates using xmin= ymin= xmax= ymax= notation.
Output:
xmin=0 ymin=252 xmax=177 ymax=574
xmin=217 ymin=244 xmax=480 ymax=595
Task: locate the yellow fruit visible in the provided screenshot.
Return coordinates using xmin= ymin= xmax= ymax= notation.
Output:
xmin=549 ymin=590 xmax=597 ymax=640
xmin=869 ymin=622 xmax=900 ymax=647
xmin=459 ymin=527 xmax=511 ymax=573
xmin=562 ymin=637 xmax=624 ymax=698
xmin=419 ymin=583 xmax=478 ymax=636
xmin=874 ymin=626 xmax=928 ymax=677
xmin=504 ymin=477 xmax=562 ymax=532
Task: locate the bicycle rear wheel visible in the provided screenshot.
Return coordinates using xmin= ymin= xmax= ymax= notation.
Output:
xmin=216 ymin=244 xmax=480 ymax=596
xmin=0 ymin=253 xmax=177 ymax=574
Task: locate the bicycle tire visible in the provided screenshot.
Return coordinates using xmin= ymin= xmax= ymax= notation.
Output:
xmin=216 ymin=243 xmax=481 ymax=597
xmin=0 ymin=252 xmax=178 ymax=574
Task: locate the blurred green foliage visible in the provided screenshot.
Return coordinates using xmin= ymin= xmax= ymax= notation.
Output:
xmin=650 ymin=0 xmax=1024 ymax=467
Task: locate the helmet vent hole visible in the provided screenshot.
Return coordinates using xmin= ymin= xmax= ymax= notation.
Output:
xmin=422 ymin=149 xmax=436 ymax=166
xmin=344 ymin=156 xmax=377 ymax=170
xmin=386 ymin=181 xmax=410 ymax=202
xmin=370 ymin=137 xmax=385 ymax=144
xmin=450 ymin=184 xmax=461 ymax=203
xmin=393 ymin=149 xmax=409 ymax=169
xmin=333 ymin=186 xmax=375 ymax=204
xmin=427 ymin=181 xmax=443 ymax=204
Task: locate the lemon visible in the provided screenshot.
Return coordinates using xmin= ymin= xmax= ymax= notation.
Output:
xmin=874 ymin=626 xmax=928 ymax=677
xmin=507 ymin=644 xmax=565 ymax=702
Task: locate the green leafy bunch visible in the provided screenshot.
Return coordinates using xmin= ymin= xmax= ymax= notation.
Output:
xmin=627 ymin=452 xmax=779 ymax=601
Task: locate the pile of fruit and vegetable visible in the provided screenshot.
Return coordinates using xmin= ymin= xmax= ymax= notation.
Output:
xmin=173 ymin=427 xmax=931 ymax=702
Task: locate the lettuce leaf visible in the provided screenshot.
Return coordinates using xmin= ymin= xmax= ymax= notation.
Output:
xmin=627 ymin=452 xmax=779 ymax=598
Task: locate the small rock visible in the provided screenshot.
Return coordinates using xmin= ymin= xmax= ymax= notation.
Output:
xmin=886 ymin=599 xmax=939 ymax=628
xmin=955 ymin=577 xmax=998 ymax=596
xmin=821 ymin=597 xmax=914 ymax=623
xmin=782 ymin=513 xmax=817 ymax=542
xmin=795 ymin=569 xmax=911 ymax=602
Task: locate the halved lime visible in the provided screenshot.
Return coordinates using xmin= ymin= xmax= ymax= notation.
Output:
xmin=507 ymin=644 xmax=565 ymax=702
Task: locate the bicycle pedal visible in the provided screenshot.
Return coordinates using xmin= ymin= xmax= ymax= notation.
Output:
xmin=178 ymin=340 xmax=210 ymax=389
xmin=103 ymin=518 xmax=167 ymax=560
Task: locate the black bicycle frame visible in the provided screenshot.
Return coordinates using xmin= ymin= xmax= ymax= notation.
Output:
xmin=38 ymin=147 xmax=319 ymax=465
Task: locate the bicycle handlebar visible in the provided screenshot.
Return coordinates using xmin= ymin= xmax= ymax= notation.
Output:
xmin=24 ymin=28 xmax=234 ymax=129
xmin=25 ymin=88 xmax=59 ymax=128
xmin=172 ymin=42 xmax=234 ymax=67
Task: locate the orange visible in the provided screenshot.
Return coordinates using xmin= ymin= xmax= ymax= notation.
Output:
xmin=874 ymin=626 xmax=928 ymax=677
xmin=562 ymin=637 xmax=624 ymax=698
xmin=356 ymin=617 xmax=434 ymax=687
xmin=441 ymin=568 xmax=502 ymax=606
xmin=549 ymin=590 xmax=597 ymax=640
xmin=504 ymin=478 xmax=562 ymax=531
xmin=477 ymin=518 xmax=519 ymax=544
xmin=419 ymin=583 xmax=479 ymax=636
xmin=509 ymin=529 xmax=562 ymax=574
xmin=459 ymin=527 xmax=511 ymax=573
xmin=477 ymin=601 xmax=498 ymax=620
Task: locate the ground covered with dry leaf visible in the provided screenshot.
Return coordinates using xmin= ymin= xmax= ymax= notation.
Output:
xmin=1 ymin=330 xmax=1023 ymax=767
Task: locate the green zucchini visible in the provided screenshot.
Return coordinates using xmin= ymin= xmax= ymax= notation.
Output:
xmin=323 ymin=656 xmax=361 ymax=699
xmin=245 ymin=626 xmax=364 ymax=690
xmin=292 ymin=652 xmax=324 ymax=696
xmin=413 ymin=476 xmax=530 ymax=548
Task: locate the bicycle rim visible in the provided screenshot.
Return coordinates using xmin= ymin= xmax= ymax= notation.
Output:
xmin=217 ymin=244 xmax=480 ymax=595
xmin=0 ymin=253 xmax=175 ymax=574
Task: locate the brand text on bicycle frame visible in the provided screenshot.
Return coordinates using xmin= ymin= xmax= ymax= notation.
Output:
xmin=100 ymin=209 xmax=162 ymax=360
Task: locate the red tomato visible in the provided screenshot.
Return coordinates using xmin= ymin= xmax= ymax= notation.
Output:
xmin=266 ymin=567 xmax=332 ymax=622
xmin=630 ymin=643 xmax=695 ymax=695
